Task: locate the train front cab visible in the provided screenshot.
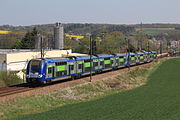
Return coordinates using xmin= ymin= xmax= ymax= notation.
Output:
xmin=26 ymin=59 xmax=45 ymax=83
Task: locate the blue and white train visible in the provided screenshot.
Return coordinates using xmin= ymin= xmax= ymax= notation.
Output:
xmin=26 ymin=52 xmax=157 ymax=83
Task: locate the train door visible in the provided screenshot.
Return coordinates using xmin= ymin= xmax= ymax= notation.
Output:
xmin=115 ymin=57 xmax=119 ymax=66
xmin=104 ymin=57 xmax=111 ymax=68
xmin=110 ymin=57 xmax=116 ymax=67
xmin=140 ymin=55 xmax=144 ymax=63
xmin=77 ymin=61 xmax=83 ymax=73
xmin=147 ymin=53 xmax=150 ymax=62
xmin=84 ymin=59 xmax=91 ymax=72
xmin=68 ymin=62 xmax=75 ymax=75
xmin=130 ymin=55 xmax=136 ymax=65
xmin=144 ymin=54 xmax=147 ymax=62
xmin=119 ymin=56 xmax=125 ymax=65
xmin=46 ymin=64 xmax=55 ymax=78
xmin=92 ymin=59 xmax=98 ymax=70
xmin=135 ymin=55 xmax=139 ymax=63
xmin=99 ymin=59 xmax=104 ymax=69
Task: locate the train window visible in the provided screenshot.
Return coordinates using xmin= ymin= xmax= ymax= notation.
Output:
xmin=119 ymin=56 xmax=124 ymax=58
xmin=48 ymin=67 xmax=52 ymax=74
xmin=116 ymin=59 xmax=119 ymax=63
xmin=56 ymin=71 xmax=67 ymax=77
xmin=30 ymin=60 xmax=41 ymax=73
xmin=56 ymin=71 xmax=61 ymax=77
xmin=84 ymin=59 xmax=91 ymax=62
xmin=78 ymin=64 xmax=82 ymax=69
xmin=100 ymin=61 xmax=104 ymax=66
xmin=104 ymin=57 xmax=110 ymax=60
xmin=70 ymin=65 xmax=74 ymax=70
xmin=93 ymin=62 xmax=98 ymax=66
xmin=55 ymin=62 xmax=67 ymax=66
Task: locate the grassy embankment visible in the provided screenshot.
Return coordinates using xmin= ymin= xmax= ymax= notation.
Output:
xmin=0 ymin=59 xmax=162 ymax=119
xmin=15 ymin=58 xmax=180 ymax=120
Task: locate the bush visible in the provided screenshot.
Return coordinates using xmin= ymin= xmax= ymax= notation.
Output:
xmin=0 ymin=71 xmax=23 ymax=86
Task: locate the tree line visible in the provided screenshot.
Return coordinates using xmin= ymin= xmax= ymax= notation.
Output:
xmin=1 ymin=23 xmax=180 ymax=54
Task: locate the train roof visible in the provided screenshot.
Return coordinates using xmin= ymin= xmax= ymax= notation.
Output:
xmin=96 ymin=54 xmax=114 ymax=58
xmin=129 ymin=53 xmax=136 ymax=55
xmin=136 ymin=52 xmax=145 ymax=55
xmin=75 ymin=56 xmax=98 ymax=60
xmin=42 ymin=57 xmax=71 ymax=62
xmin=151 ymin=51 xmax=157 ymax=54
xmin=115 ymin=53 xmax=127 ymax=57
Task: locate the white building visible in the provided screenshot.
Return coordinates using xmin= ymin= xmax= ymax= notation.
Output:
xmin=0 ymin=49 xmax=73 ymax=78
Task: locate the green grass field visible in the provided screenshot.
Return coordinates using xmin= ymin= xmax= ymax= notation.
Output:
xmin=15 ymin=58 xmax=180 ymax=120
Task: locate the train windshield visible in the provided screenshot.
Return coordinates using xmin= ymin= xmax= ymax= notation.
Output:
xmin=30 ymin=60 xmax=41 ymax=73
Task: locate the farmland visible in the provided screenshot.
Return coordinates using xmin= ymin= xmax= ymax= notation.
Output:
xmin=12 ymin=58 xmax=180 ymax=120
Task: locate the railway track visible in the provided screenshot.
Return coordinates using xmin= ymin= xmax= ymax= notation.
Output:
xmin=0 ymin=84 xmax=34 ymax=97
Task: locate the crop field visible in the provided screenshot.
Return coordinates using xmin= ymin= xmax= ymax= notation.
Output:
xmin=141 ymin=29 xmax=165 ymax=36
xmin=135 ymin=28 xmax=176 ymax=36
xmin=14 ymin=58 xmax=180 ymax=120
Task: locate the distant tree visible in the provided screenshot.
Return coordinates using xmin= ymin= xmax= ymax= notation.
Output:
xmin=21 ymin=27 xmax=38 ymax=49
xmin=13 ymin=39 xmax=22 ymax=49
xmin=134 ymin=34 xmax=148 ymax=51
xmin=97 ymin=31 xmax=126 ymax=54
xmin=64 ymin=36 xmax=79 ymax=51
xmin=0 ymin=34 xmax=23 ymax=49
xmin=75 ymin=37 xmax=90 ymax=54
xmin=129 ymin=44 xmax=136 ymax=52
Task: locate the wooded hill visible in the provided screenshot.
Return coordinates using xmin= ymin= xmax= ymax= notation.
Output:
xmin=1 ymin=23 xmax=180 ymax=35
xmin=0 ymin=23 xmax=135 ymax=35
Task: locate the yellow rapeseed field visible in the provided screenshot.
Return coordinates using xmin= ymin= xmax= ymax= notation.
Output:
xmin=0 ymin=30 xmax=12 ymax=34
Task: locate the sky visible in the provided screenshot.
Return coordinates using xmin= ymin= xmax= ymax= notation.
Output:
xmin=0 ymin=0 xmax=180 ymax=26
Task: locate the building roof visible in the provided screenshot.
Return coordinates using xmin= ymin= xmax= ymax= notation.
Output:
xmin=0 ymin=49 xmax=72 ymax=54
xmin=0 ymin=49 xmax=39 ymax=54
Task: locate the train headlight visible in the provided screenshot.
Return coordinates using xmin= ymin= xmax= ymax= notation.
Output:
xmin=26 ymin=75 xmax=30 ymax=78
xmin=38 ymin=74 xmax=43 ymax=78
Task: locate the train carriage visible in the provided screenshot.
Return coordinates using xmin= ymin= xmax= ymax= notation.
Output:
xmin=97 ymin=55 xmax=114 ymax=70
xmin=114 ymin=53 xmax=127 ymax=67
xmin=75 ymin=56 xmax=98 ymax=74
xmin=26 ymin=51 xmax=157 ymax=84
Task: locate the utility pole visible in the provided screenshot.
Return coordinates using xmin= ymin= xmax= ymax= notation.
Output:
xmin=89 ymin=35 xmax=93 ymax=82
xmin=140 ymin=22 xmax=143 ymax=51
xmin=167 ymin=40 xmax=169 ymax=53
xmin=147 ymin=40 xmax=150 ymax=52
xmin=127 ymin=37 xmax=130 ymax=70
xmin=40 ymin=36 xmax=44 ymax=59
xmin=160 ymin=40 xmax=162 ymax=54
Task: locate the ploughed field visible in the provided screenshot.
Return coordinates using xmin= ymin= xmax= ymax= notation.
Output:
xmin=16 ymin=58 xmax=180 ymax=120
